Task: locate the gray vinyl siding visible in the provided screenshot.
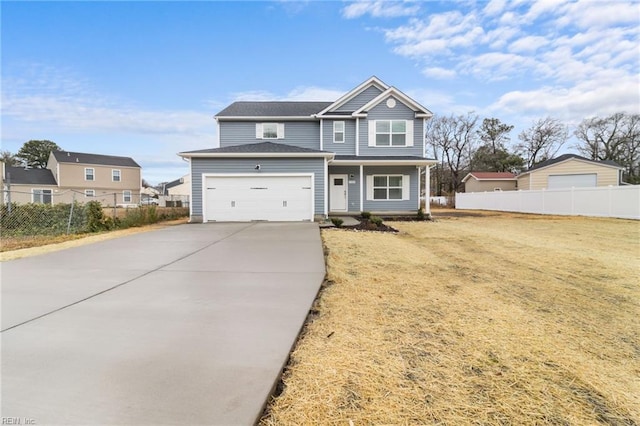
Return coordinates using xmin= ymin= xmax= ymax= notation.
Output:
xmin=363 ymin=166 xmax=419 ymax=212
xmin=359 ymin=98 xmax=424 ymax=157
xmin=335 ymin=86 xmax=383 ymax=112
xmin=219 ymin=121 xmax=320 ymax=150
xmin=190 ymin=157 xmax=325 ymax=217
xmin=323 ymin=119 xmax=356 ymax=155
xmin=328 ymin=166 xmax=361 ymax=212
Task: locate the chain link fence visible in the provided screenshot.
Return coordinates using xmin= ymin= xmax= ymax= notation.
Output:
xmin=0 ymin=190 xmax=189 ymax=251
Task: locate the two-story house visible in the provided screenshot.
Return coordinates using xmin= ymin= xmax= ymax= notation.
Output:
xmin=2 ymin=151 xmax=141 ymax=206
xmin=178 ymin=76 xmax=437 ymax=222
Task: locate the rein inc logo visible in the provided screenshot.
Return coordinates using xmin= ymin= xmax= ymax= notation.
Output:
xmin=1 ymin=418 xmax=35 ymax=425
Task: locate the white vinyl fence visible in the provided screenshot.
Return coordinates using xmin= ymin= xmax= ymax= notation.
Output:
xmin=456 ymin=186 xmax=640 ymax=220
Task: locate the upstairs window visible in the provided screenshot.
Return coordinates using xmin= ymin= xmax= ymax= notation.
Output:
xmin=85 ymin=168 xmax=95 ymax=181
xmin=256 ymin=123 xmax=284 ymax=139
xmin=112 ymin=169 xmax=121 ymax=182
xmin=368 ymin=120 xmax=413 ymax=147
xmin=333 ymin=121 xmax=345 ymax=143
xmin=33 ymin=189 xmax=52 ymax=204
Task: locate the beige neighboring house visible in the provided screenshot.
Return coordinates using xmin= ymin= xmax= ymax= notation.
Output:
xmin=462 ymin=172 xmax=517 ymax=192
xmin=516 ymin=154 xmax=624 ymax=190
xmin=2 ymin=151 xmax=141 ymax=206
xmin=164 ymin=174 xmax=191 ymax=196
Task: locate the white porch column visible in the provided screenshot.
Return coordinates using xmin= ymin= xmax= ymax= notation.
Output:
xmin=324 ymin=158 xmax=329 ymax=217
xmin=359 ymin=164 xmax=364 ymax=212
xmin=425 ymin=165 xmax=431 ymax=215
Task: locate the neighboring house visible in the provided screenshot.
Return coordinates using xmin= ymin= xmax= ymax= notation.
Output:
xmin=462 ymin=172 xmax=517 ymax=192
xmin=1 ymin=151 xmax=142 ymax=206
xmin=163 ymin=174 xmax=191 ymax=196
xmin=178 ymin=76 xmax=437 ymax=222
xmin=2 ymin=165 xmax=58 ymax=205
xmin=516 ymin=154 xmax=624 ymax=190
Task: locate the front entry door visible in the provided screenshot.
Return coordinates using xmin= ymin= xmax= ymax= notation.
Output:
xmin=329 ymin=174 xmax=348 ymax=212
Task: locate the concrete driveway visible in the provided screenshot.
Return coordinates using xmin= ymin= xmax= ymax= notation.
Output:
xmin=1 ymin=222 xmax=326 ymax=425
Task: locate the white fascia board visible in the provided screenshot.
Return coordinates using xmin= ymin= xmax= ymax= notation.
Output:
xmin=179 ymin=152 xmax=335 ymax=159
xmin=353 ymin=87 xmax=433 ymax=116
xmin=314 ymin=115 xmax=357 ymax=119
xmin=520 ymin=157 xmax=625 ymax=176
xmin=331 ymin=159 xmax=437 ymax=166
xmin=215 ymin=116 xmax=317 ymax=121
xmin=316 ymin=76 xmax=390 ymax=116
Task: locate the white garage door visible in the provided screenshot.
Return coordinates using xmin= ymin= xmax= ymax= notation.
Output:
xmin=548 ymin=174 xmax=597 ymax=189
xmin=205 ymin=175 xmax=313 ymax=222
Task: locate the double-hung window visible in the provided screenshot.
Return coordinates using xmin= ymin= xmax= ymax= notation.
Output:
xmin=256 ymin=123 xmax=284 ymax=139
xmin=333 ymin=121 xmax=345 ymax=143
xmin=33 ymin=189 xmax=52 ymax=204
xmin=373 ymin=175 xmax=403 ymax=200
xmin=123 ymin=190 xmax=132 ymax=203
xmin=85 ymin=168 xmax=95 ymax=181
xmin=112 ymin=169 xmax=121 ymax=182
xmin=369 ymin=120 xmax=413 ymax=147
xmin=85 ymin=189 xmax=95 ymax=197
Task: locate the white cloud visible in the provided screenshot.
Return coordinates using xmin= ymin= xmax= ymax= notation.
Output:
xmin=508 ymin=35 xmax=549 ymax=53
xmin=482 ymin=0 xmax=507 ymax=17
xmin=422 ymin=67 xmax=457 ymax=79
xmin=342 ymin=1 xmax=420 ymax=19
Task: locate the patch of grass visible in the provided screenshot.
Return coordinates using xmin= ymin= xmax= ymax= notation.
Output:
xmin=261 ymin=213 xmax=640 ymax=425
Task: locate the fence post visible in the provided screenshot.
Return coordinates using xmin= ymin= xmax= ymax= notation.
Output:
xmin=67 ymin=192 xmax=76 ymax=234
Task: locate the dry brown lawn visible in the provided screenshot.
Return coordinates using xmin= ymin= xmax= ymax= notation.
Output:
xmin=261 ymin=211 xmax=640 ymax=425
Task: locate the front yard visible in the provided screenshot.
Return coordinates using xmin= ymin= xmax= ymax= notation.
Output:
xmin=262 ymin=211 xmax=639 ymax=425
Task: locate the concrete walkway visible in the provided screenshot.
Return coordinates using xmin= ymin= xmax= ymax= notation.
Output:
xmin=1 ymin=223 xmax=325 ymax=425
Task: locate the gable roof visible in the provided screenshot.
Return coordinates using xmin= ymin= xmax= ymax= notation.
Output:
xmin=179 ymin=141 xmax=335 ymax=158
xmin=216 ymin=102 xmax=332 ymax=118
xmin=353 ymin=86 xmax=433 ymax=118
xmin=52 ymin=151 xmax=140 ymax=168
xmin=519 ymin=154 xmax=624 ymax=177
xmin=5 ymin=166 xmax=57 ymax=185
xmin=316 ymin=76 xmax=389 ymax=116
xmin=462 ymin=172 xmax=516 ymax=183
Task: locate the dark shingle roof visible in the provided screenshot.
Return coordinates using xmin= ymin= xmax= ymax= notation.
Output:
xmin=216 ymin=102 xmax=333 ymax=117
xmin=52 ymin=150 xmax=140 ymax=168
xmin=527 ymin=153 xmax=623 ymax=172
xmin=5 ymin=167 xmax=57 ymax=185
xmin=182 ymin=142 xmax=330 ymax=155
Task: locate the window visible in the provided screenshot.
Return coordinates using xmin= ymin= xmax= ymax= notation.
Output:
xmin=85 ymin=189 xmax=95 ymax=197
xmin=376 ymin=120 xmax=406 ymax=146
xmin=256 ymin=123 xmax=284 ymax=139
xmin=333 ymin=121 xmax=345 ymax=143
xmin=112 ymin=169 xmax=121 ymax=182
xmin=373 ymin=175 xmax=403 ymax=200
xmin=85 ymin=168 xmax=95 ymax=181
xmin=123 ymin=190 xmax=132 ymax=203
xmin=33 ymin=189 xmax=52 ymax=204
xmin=368 ymin=120 xmax=413 ymax=147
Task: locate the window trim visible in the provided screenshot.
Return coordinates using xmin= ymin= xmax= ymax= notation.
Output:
xmin=256 ymin=123 xmax=285 ymax=140
xmin=333 ymin=121 xmax=345 ymax=143
xmin=123 ymin=190 xmax=132 ymax=203
xmin=85 ymin=189 xmax=95 ymax=197
xmin=112 ymin=169 xmax=121 ymax=182
xmin=372 ymin=175 xmax=403 ymax=200
xmin=32 ymin=188 xmax=53 ymax=204
xmin=367 ymin=120 xmax=414 ymax=147
xmin=85 ymin=167 xmax=95 ymax=181
xmin=366 ymin=174 xmax=410 ymax=201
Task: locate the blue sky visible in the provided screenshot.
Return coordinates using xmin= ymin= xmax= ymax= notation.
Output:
xmin=2 ymin=0 xmax=639 ymax=184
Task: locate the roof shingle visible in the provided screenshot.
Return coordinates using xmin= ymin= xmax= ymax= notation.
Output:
xmin=181 ymin=141 xmax=330 ymax=155
xmin=52 ymin=151 xmax=140 ymax=168
xmin=5 ymin=167 xmax=57 ymax=185
xmin=216 ymin=102 xmax=332 ymax=117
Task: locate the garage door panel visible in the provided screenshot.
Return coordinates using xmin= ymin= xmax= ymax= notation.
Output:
xmin=205 ymin=175 xmax=312 ymax=222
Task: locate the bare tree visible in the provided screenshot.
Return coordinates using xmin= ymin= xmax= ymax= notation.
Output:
xmin=517 ymin=117 xmax=568 ymax=168
xmin=1 ymin=150 xmax=22 ymax=166
xmin=574 ymin=112 xmax=640 ymax=183
xmin=426 ymin=112 xmax=479 ymax=193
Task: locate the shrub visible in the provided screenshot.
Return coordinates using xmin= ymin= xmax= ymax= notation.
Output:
xmin=361 ymin=211 xmax=372 ymax=219
xmin=370 ymin=216 xmax=383 ymax=226
xmin=417 ymin=208 xmax=425 ymax=221
xmin=331 ymin=217 xmax=344 ymax=228
xmin=85 ymin=201 xmax=109 ymax=232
